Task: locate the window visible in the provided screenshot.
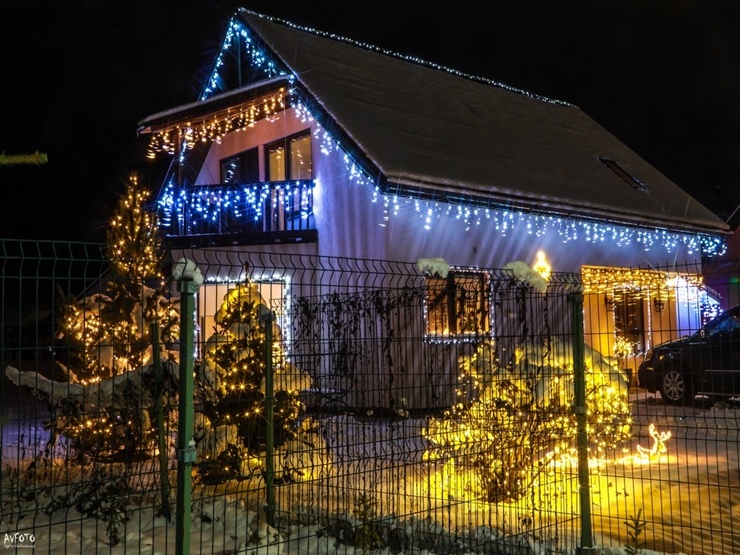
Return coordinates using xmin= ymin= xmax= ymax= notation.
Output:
xmin=705 ymin=307 xmax=740 ymax=339
xmin=424 ymin=271 xmax=490 ymax=337
xmin=614 ymin=290 xmax=645 ymax=355
xmin=220 ymin=147 xmax=259 ymax=184
xmin=197 ymin=278 xmax=287 ymax=355
xmin=265 ymin=132 xmax=313 ymax=231
xmin=266 ymin=132 xmax=312 ymax=181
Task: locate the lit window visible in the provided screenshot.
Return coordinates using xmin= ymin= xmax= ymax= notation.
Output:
xmin=264 ymin=132 xmax=313 ymax=232
xmin=266 ymin=132 xmax=312 ymax=181
xmin=425 ymin=271 xmax=490 ymax=337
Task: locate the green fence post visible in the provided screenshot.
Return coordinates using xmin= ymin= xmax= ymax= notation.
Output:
xmin=151 ymin=323 xmax=172 ymax=521
xmin=263 ymin=310 xmax=276 ymax=527
xmin=176 ymin=279 xmax=199 ymax=555
xmin=570 ymin=292 xmax=593 ymax=552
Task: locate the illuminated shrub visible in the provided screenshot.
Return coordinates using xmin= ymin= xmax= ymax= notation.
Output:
xmin=53 ymin=178 xmax=178 ymax=460
xmin=424 ymin=339 xmax=631 ymax=503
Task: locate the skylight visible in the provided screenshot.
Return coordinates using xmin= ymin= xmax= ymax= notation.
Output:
xmin=597 ymin=157 xmax=648 ymax=192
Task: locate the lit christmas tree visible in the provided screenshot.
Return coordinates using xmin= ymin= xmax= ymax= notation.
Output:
xmin=54 ymin=175 xmax=179 ymax=459
xmin=195 ymin=281 xmax=308 ymax=484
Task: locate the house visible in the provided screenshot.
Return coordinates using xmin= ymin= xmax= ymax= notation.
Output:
xmin=137 ymin=9 xmax=731 ymax=403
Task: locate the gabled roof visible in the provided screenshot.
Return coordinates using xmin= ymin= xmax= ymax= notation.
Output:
xmin=140 ymin=9 xmax=730 ymax=238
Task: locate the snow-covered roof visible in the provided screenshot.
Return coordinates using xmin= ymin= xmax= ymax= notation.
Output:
xmin=141 ymin=9 xmax=731 ymax=238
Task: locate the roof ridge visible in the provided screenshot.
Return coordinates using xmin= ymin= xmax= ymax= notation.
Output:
xmin=238 ymin=8 xmax=574 ymax=107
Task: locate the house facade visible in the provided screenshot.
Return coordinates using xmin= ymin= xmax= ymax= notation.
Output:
xmin=138 ymin=10 xmax=731 ymax=398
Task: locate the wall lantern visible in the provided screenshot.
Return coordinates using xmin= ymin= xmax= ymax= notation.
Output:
xmin=653 ymin=298 xmax=665 ymax=313
xmin=604 ymin=295 xmax=616 ymax=312
xmin=532 ymin=250 xmax=551 ymax=280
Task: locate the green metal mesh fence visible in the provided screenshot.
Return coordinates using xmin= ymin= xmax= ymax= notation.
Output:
xmin=1 ymin=241 xmax=739 ymax=554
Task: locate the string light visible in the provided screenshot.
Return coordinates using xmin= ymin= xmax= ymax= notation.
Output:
xmin=582 ymin=266 xmax=721 ymax=322
xmin=200 ymin=18 xmax=286 ymax=100
xmin=423 ymin=338 xmax=633 ymax=503
xmin=150 ymin=14 xmax=726 ymax=258
xmin=157 ymin=180 xmax=314 ymax=235
xmin=146 ymin=89 xmax=289 ymax=158
xmin=533 ymin=250 xmax=551 ymax=280
xmin=238 ymin=10 xmax=571 ymax=106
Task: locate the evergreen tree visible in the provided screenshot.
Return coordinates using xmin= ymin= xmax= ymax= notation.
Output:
xmin=197 ymin=281 xmax=305 ymax=483
xmin=54 ymin=175 xmax=178 ymax=459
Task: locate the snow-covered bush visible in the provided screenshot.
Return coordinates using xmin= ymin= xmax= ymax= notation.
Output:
xmin=424 ymin=336 xmax=630 ymax=503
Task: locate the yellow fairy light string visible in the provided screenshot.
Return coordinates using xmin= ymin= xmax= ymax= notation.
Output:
xmin=582 ymin=266 xmax=705 ymax=301
xmin=145 ymin=89 xmax=288 ymax=159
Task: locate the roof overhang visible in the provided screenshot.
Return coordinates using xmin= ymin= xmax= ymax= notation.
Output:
xmin=136 ymin=75 xmax=292 ymax=135
xmin=386 ymin=176 xmax=733 ymax=238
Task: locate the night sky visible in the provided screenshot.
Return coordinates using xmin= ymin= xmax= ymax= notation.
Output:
xmin=2 ymin=2 xmax=739 ymax=242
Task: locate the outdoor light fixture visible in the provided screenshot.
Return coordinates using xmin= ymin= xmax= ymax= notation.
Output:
xmin=654 ymin=298 xmax=665 ymax=313
xmin=604 ymin=295 xmax=616 ymax=312
xmin=532 ymin=250 xmax=551 ymax=280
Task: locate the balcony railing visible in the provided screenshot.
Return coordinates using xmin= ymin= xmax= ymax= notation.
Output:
xmin=156 ymin=179 xmax=315 ymax=242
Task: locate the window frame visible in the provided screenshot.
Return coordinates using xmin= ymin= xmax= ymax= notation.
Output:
xmin=220 ymin=147 xmax=259 ymax=185
xmin=265 ymin=130 xmax=313 ymax=182
xmin=264 ymin=131 xmax=313 ymax=232
xmin=424 ymin=269 xmax=491 ymax=339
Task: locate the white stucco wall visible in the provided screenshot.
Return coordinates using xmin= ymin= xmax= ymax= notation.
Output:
xmin=192 ymin=106 xmax=706 ymax=273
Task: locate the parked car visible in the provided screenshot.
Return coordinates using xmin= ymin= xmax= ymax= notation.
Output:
xmin=637 ymin=305 xmax=740 ymax=404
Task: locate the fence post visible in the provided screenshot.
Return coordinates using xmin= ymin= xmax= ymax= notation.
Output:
xmin=176 ymin=278 xmax=199 ymax=555
xmin=570 ymin=292 xmax=593 ymax=552
xmin=151 ymin=323 xmax=172 ymax=521
xmin=263 ymin=310 xmax=276 ymax=527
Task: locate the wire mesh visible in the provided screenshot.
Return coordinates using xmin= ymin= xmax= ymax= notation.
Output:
xmin=582 ymin=259 xmax=740 ymax=554
xmin=1 ymin=240 xmax=739 ymax=554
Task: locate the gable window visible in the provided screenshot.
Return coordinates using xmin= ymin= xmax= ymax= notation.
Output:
xmin=424 ymin=271 xmax=490 ymax=338
xmin=221 ymin=147 xmax=259 ymax=184
xmin=265 ymin=132 xmax=313 ymax=231
xmin=266 ymin=132 xmax=312 ymax=181
xmin=614 ymin=290 xmax=645 ymax=355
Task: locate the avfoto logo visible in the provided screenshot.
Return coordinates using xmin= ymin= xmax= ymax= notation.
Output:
xmin=4 ymin=532 xmax=36 ymax=548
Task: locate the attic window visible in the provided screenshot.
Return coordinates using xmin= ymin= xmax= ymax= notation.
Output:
xmin=598 ymin=157 xmax=648 ymax=192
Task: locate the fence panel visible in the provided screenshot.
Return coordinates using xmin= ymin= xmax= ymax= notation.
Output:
xmin=174 ymin=249 xmax=584 ymax=555
xmin=583 ymin=260 xmax=740 ymax=555
xmin=7 ymin=241 xmax=738 ymax=554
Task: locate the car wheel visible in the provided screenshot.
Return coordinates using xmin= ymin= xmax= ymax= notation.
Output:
xmin=659 ymin=369 xmax=694 ymax=405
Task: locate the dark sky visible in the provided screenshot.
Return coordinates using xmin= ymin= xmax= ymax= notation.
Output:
xmin=2 ymin=1 xmax=739 ymax=242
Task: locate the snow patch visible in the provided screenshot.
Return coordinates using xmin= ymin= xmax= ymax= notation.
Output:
xmin=172 ymin=257 xmax=204 ymax=286
xmin=502 ymin=260 xmax=547 ymax=292
xmin=417 ymin=257 xmax=450 ymax=278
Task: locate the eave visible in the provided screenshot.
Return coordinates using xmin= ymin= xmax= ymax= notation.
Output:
xmin=136 ymin=76 xmax=292 ymax=135
xmin=387 ymin=176 xmax=733 ymax=238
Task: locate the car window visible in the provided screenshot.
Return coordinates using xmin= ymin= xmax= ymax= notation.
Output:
xmin=706 ymin=309 xmax=740 ymax=338
xmin=731 ymin=313 xmax=740 ymax=336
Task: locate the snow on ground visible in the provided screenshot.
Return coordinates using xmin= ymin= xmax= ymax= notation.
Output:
xmin=2 ymin=391 xmax=739 ymax=554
